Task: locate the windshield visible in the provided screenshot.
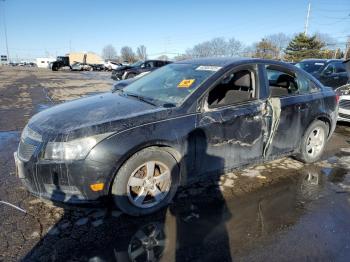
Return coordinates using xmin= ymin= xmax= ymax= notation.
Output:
xmin=123 ymin=63 xmax=220 ymax=106
xmin=295 ymin=61 xmax=325 ymax=73
xmin=130 ymin=61 xmax=143 ymax=67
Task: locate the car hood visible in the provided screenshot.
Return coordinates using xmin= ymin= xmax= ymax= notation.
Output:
xmin=114 ymin=65 xmax=132 ymax=72
xmin=28 ymin=92 xmax=166 ymax=141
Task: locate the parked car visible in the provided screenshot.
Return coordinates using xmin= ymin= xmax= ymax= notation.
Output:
xmin=296 ymin=59 xmax=348 ymax=89
xmin=89 ymin=63 xmax=105 ymax=71
xmin=336 ymin=59 xmax=350 ymax=122
xmin=14 ymin=58 xmax=338 ymax=216
xmin=104 ymin=61 xmax=123 ymax=71
xmin=51 ymin=56 xmax=70 ymax=71
xmin=71 ymin=62 xmax=93 ymax=71
xmin=111 ymin=60 xmax=171 ymax=80
xmin=111 ymin=71 xmax=150 ymax=92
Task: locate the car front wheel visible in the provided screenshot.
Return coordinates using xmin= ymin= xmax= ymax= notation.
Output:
xmin=296 ymin=120 xmax=328 ymax=163
xmin=112 ymin=148 xmax=179 ymax=216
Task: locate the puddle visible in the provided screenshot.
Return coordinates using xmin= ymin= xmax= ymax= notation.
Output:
xmin=25 ymin=165 xmax=345 ymax=261
xmin=324 ymin=167 xmax=348 ymax=183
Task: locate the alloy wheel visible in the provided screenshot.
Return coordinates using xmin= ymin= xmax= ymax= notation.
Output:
xmin=127 ymin=161 xmax=171 ymax=208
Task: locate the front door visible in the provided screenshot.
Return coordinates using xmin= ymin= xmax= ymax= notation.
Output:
xmin=195 ymin=65 xmax=265 ymax=175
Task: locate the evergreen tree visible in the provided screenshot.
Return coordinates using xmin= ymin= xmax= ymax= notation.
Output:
xmin=254 ymin=38 xmax=279 ymax=59
xmin=284 ymin=33 xmax=325 ymax=62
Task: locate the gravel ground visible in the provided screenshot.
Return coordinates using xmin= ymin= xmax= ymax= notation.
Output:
xmin=1 ymin=67 xmax=350 ymax=262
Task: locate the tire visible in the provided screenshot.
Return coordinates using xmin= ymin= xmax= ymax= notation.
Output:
xmin=126 ymin=73 xmax=136 ymax=79
xmin=111 ymin=148 xmax=179 ymax=216
xmin=296 ymin=120 xmax=328 ymax=163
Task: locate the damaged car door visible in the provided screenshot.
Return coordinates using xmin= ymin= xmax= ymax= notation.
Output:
xmin=263 ymin=64 xmax=315 ymax=157
xmin=196 ymin=64 xmax=266 ymax=174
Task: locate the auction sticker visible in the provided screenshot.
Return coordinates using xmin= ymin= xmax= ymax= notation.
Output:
xmin=178 ymin=79 xmax=195 ymax=88
xmin=196 ymin=65 xmax=222 ymax=71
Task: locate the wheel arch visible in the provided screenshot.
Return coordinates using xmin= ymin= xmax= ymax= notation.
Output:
xmin=106 ymin=141 xmax=183 ymax=196
xmin=315 ymin=115 xmax=331 ymax=137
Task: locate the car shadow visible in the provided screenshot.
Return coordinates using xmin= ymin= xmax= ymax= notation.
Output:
xmin=23 ymin=128 xmax=232 ymax=261
xmin=23 ymin=132 xmax=327 ymax=261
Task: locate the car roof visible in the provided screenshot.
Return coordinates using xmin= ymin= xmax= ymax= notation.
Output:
xmin=173 ymin=57 xmax=294 ymax=68
xmin=300 ymin=58 xmax=344 ymax=63
xmin=146 ymin=59 xmax=171 ymax=62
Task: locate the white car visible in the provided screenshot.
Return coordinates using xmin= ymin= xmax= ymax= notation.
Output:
xmin=337 ymin=85 xmax=350 ymax=122
xmin=337 ymin=59 xmax=350 ymax=122
xmin=104 ymin=61 xmax=122 ymax=71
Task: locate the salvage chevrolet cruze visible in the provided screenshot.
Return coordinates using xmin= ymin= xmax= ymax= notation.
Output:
xmin=14 ymin=58 xmax=338 ymax=216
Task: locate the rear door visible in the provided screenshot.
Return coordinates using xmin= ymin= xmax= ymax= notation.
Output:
xmin=263 ymin=64 xmax=324 ymax=157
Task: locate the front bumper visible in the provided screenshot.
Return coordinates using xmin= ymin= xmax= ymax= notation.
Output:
xmin=14 ymin=150 xmax=114 ymax=204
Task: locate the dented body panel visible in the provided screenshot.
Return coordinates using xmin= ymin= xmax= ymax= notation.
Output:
xmin=14 ymin=58 xmax=338 ymax=204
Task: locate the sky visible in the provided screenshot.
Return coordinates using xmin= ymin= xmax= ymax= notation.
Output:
xmin=0 ymin=0 xmax=349 ymax=61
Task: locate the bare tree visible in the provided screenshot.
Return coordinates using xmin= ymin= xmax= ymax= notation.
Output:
xmin=265 ymin=33 xmax=290 ymax=59
xmin=227 ymin=38 xmax=244 ymax=57
xmin=120 ymin=46 xmax=136 ymax=63
xmin=102 ymin=45 xmax=117 ymax=60
xmin=136 ymin=45 xmax=147 ymax=60
xmin=210 ymin=37 xmax=227 ymax=57
xmin=187 ymin=37 xmax=244 ymax=58
xmin=187 ymin=41 xmax=212 ymax=58
xmin=157 ymin=54 xmax=169 ymax=61
xmin=174 ymin=53 xmax=192 ymax=61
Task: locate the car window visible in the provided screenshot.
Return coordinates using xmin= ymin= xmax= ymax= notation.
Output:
xmin=123 ymin=63 xmax=219 ymax=105
xmin=207 ymin=67 xmax=257 ymax=108
xmin=334 ymin=62 xmax=346 ymax=73
xmin=295 ymin=61 xmax=325 ymax=73
xmin=145 ymin=61 xmax=154 ymax=68
xmin=155 ymin=61 xmax=163 ymax=67
xmin=323 ymin=63 xmax=336 ymax=74
xmin=266 ymin=66 xmax=299 ymax=97
xmin=296 ymin=74 xmax=320 ymax=94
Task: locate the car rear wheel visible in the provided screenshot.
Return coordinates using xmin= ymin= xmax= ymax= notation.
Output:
xmin=296 ymin=120 xmax=328 ymax=163
xmin=112 ymin=148 xmax=179 ymax=216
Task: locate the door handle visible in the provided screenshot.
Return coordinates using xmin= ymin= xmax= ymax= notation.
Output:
xmin=333 ymin=76 xmax=339 ymax=80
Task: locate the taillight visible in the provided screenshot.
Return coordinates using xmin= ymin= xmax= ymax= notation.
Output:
xmin=336 ymin=94 xmax=340 ymax=103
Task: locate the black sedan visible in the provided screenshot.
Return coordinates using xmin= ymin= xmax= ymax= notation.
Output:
xmin=296 ymin=59 xmax=348 ymax=88
xmin=111 ymin=59 xmax=171 ymax=80
xmin=14 ymin=58 xmax=338 ymax=216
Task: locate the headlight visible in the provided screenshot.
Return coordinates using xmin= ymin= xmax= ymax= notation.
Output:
xmin=44 ymin=133 xmax=111 ymax=160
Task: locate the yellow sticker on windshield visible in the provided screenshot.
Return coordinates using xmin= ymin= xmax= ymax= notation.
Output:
xmin=178 ymin=79 xmax=195 ymax=88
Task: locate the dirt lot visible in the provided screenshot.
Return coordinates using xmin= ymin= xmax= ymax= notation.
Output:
xmin=1 ymin=67 xmax=350 ymax=261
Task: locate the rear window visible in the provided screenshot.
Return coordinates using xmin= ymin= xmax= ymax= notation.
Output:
xmin=295 ymin=61 xmax=325 ymax=73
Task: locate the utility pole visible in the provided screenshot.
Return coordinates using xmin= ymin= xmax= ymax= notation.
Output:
xmin=0 ymin=0 xmax=10 ymax=63
xmin=304 ymin=2 xmax=311 ymax=36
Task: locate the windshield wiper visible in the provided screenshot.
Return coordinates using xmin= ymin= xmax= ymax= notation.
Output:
xmin=125 ymin=92 xmax=158 ymax=106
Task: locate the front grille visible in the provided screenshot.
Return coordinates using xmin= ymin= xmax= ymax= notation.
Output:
xmin=339 ymin=100 xmax=350 ymax=110
xmin=339 ymin=112 xmax=350 ymax=120
xmin=18 ymin=140 xmax=37 ymax=161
